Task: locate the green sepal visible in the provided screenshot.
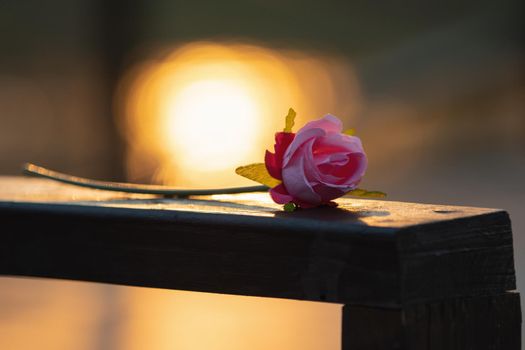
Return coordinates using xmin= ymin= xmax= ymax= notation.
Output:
xmin=283 ymin=108 xmax=296 ymax=133
xmin=235 ymin=163 xmax=281 ymax=188
xmin=346 ymin=188 xmax=387 ymax=198
xmin=343 ymin=128 xmax=355 ymax=136
xmin=283 ymin=202 xmax=297 ymax=212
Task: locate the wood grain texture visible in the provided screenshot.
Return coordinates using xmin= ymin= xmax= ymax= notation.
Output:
xmin=0 ymin=177 xmax=516 ymax=306
xmin=342 ymin=292 xmax=521 ymax=350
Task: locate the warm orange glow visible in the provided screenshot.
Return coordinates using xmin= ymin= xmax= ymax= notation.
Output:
xmin=0 ymin=277 xmax=341 ymax=350
xmin=112 ymin=42 xmax=359 ymax=350
xmin=164 ymin=78 xmax=261 ymax=172
xmin=117 ymin=41 xmax=360 ymax=187
xmin=117 ymin=289 xmax=341 ymax=350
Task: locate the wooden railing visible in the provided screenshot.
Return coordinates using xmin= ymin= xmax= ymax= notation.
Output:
xmin=0 ymin=177 xmax=520 ymax=349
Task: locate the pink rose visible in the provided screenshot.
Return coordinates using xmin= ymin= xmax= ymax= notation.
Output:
xmin=265 ymin=114 xmax=367 ymax=208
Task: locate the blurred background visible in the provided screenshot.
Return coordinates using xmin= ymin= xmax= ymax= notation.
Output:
xmin=0 ymin=0 xmax=523 ymax=349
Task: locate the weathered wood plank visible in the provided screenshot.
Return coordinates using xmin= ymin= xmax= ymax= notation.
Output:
xmin=0 ymin=177 xmax=516 ymax=306
xmin=342 ymin=292 xmax=521 ymax=350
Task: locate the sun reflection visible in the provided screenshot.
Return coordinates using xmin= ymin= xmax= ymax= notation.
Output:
xmin=164 ymin=79 xmax=260 ymax=171
xmin=117 ymin=41 xmax=360 ymax=187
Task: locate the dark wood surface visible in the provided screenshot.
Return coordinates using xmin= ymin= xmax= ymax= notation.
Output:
xmin=342 ymin=292 xmax=521 ymax=350
xmin=0 ymin=177 xmax=516 ymax=307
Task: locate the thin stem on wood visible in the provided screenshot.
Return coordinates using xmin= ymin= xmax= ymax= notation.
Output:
xmin=23 ymin=163 xmax=268 ymax=196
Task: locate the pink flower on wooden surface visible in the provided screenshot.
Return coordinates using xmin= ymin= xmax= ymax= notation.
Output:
xmin=266 ymin=114 xmax=367 ymax=208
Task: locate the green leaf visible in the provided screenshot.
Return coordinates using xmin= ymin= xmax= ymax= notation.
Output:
xmin=235 ymin=163 xmax=281 ymax=188
xmin=283 ymin=202 xmax=297 ymax=212
xmin=343 ymin=128 xmax=355 ymax=136
xmin=346 ymin=188 xmax=387 ymax=198
xmin=283 ymin=108 xmax=296 ymax=133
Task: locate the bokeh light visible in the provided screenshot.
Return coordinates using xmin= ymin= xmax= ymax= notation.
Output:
xmin=116 ymin=41 xmax=360 ymax=187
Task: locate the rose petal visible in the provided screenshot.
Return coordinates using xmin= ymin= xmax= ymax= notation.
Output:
xmin=317 ymin=133 xmax=364 ymax=154
xmin=315 ymin=152 xmax=349 ymax=168
xmin=282 ymin=148 xmax=322 ymax=206
xmin=269 ymin=183 xmax=294 ymax=204
xmin=341 ymin=152 xmax=367 ymax=186
xmin=298 ymin=114 xmax=342 ymax=134
xmin=312 ymin=183 xmax=346 ymax=203
xmin=265 ymin=150 xmax=281 ymax=180
xmin=303 ymin=139 xmax=348 ymax=187
xmin=265 ymin=132 xmax=295 ymax=180
xmin=282 ymin=128 xmax=324 ymax=168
